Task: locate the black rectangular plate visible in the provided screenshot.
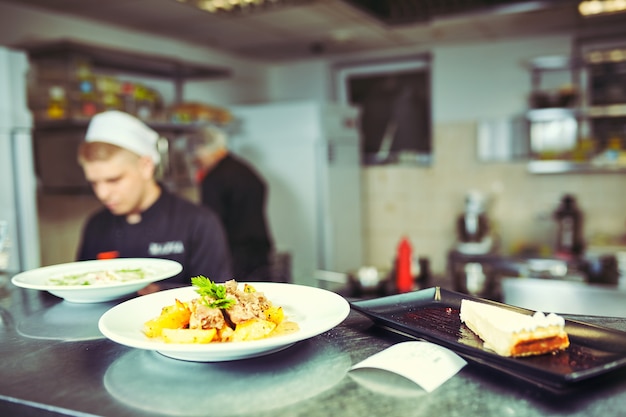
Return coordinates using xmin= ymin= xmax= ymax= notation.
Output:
xmin=350 ymin=287 xmax=626 ymax=391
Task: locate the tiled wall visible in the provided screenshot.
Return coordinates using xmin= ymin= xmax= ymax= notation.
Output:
xmin=38 ymin=121 xmax=626 ymax=282
xmin=361 ymin=121 xmax=626 ymax=277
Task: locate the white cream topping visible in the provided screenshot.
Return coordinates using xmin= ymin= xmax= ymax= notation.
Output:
xmin=460 ymin=299 xmax=565 ymax=333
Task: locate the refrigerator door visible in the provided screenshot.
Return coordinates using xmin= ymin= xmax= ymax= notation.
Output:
xmin=318 ymin=136 xmax=363 ymax=274
xmin=0 ymin=47 xmax=40 ymax=272
xmin=230 ymin=101 xmax=363 ymax=286
xmin=317 ymin=103 xmax=363 ymax=274
xmin=230 ymin=123 xmax=319 ymax=285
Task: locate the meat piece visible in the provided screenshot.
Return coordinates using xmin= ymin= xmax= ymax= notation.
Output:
xmin=191 ymin=279 xmax=273 ymax=326
xmin=250 ymin=291 xmax=271 ymax=311
xmin=226 ymin=291 xmax=271 ymax=324
xmin=223 ymin=279 xmax=239 ymax=294
xmin=189 ymin=299 xmax=227 ymax=330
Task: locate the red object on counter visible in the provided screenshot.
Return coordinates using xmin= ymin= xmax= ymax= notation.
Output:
xmin=396 ymin=237 xmax=413 ymax=293
xmin=97 ymin=251 xmax=119 ymax=260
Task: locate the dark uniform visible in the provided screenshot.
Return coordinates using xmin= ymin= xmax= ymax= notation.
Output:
xmin=200 ymin=154 xmax=273 ymax=281
xmin=77 ymin=186 xmax=232 ymax=284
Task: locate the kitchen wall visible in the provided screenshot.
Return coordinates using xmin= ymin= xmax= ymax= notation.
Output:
xmin=2 ymin=2 xmax=626 ymax=280
xmin=362 ymin=122 xmax=626 ymax=275
xmin=267 ymin=35 xmax=626 ymax=277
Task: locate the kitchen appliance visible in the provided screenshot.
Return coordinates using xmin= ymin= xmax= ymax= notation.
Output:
xmin=229 ymin=101 xmax=363 ymax=286
xmin=0 ymin=46 xmax=40 ymax=273
xmin=455 ymin=190 xmax=493 ymax=255
xmin=449 ymin=190 xmax=498 ymax=297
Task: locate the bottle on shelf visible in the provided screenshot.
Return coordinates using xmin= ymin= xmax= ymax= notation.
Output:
xmin=553 ymin=194 xmax=584 ymax=259
xmin=97 ymin=76 xmax=123 ymax=111
xmin=121 ymin=81 xmax=136 ymax=116
xmin=75 ymin=60 xmax=98 ymax=118
xmin=46 ymin=85 xmax=67 ymax=119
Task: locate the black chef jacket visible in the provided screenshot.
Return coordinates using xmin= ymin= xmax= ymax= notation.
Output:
xmin=200 ymin=154 xmax=273 ymax=280
xmin=77 ymin=186 xmax=232 ymax=284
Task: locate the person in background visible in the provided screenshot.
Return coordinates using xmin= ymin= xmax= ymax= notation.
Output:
xmin=76 ymin=110 xmax=232 ymax=290
xmin=194 ymin=127 xmax=273 ymax=281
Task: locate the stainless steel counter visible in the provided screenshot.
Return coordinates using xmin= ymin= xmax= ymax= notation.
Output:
xmin=2 ymin=273 xmax=626 ymax=417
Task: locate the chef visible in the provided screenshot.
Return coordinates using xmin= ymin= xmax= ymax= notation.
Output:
xmin=194 ymin=126 xmax=273 ymax=282
xmin=75 ymin=110 xmax=232 ymax=288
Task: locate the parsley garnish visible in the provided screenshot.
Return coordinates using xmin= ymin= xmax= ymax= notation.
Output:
xmin=191 ymin=276 xmax=235 ymax=309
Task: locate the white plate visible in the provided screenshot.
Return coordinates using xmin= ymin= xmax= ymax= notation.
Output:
xmin=98 ymin=283 xmax=350 ymax=362
xmin=11 ymin=258 xmax=182 ymax=303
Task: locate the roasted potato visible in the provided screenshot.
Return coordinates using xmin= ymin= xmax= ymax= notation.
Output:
xmin=264 ymin=306 xmax=284 ymax=325
xmin=217 ymin=326 xmax=235 ymax=342
xmin=161 ymin=328 xmax=216 ymax=344
xmin=232 ymin=318 xmax=276 ymax=342
xmin=143 ymin=299 xmax=191 ymax=338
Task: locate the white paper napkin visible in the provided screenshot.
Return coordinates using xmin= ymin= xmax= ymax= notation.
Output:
xmin=350 ymin=341 xmax=467 ymax=393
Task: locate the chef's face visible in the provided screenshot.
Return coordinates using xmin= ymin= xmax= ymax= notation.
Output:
xmin=82 ymin=150 xmax=153 ymax=216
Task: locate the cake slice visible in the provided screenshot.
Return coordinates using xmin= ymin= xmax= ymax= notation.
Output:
xmin=459 ymin=299 xmax=570 ymax=357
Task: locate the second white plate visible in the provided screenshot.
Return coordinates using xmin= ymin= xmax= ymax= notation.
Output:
xmin=11 ymin=258 xmax=182 ymax=303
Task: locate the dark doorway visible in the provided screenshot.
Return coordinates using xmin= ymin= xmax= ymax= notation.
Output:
xmin=337 ymin=56 xmax=432 ymax=165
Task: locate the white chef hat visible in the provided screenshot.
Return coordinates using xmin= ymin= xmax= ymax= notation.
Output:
xmin=85 ymin=110 xmax=160 ymax=164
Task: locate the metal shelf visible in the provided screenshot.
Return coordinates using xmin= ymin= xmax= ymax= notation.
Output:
xmin=528 ymin=160 xmax=626 ymax=174
xmin=35 ymin=118 xmax=207 ymax=133
xmin=527 ymin=105 xmax=626 ymax=119
xmin=16 ymin=39 xmax=231 ymax=102
xmin=526 ymin=107 xmax=578 ymax=121
xmin=587 ymin=104 xmax=626 ymax=118
xmin=17 ymin=39 xmax=231 ymax=80
xmin=19 ymin=40 xmax=233 ymax=194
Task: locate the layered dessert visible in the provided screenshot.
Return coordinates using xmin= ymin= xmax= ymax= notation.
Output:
xmin=459 ymin=299 xmax=570 ymax=357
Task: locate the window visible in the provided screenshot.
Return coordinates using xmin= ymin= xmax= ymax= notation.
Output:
xmin=335 ymin=54 xmax=432 ymax=165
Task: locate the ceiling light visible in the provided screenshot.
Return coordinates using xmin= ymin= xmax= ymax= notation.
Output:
xmin=177 ymin=0 xmax=313 ymax=15
xmin=578 ymin=0 xmax=626 ymax=16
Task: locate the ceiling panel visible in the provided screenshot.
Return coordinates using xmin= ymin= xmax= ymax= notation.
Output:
xmin=59 ymin=0 xmax=220 ymax=30
xmin=394 ymin=3 xmax=581 ymax=43
xmin=1 ymin=0 xmax=624 ymax=61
